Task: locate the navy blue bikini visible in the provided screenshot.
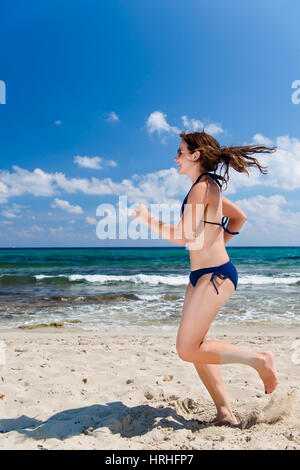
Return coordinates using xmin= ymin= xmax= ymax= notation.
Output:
xmin=181 ymin=172 xmax=239 ymax=294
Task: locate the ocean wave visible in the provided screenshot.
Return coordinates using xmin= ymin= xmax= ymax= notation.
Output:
xmin=238 ymin=275 xmax=300 ymax=285
xmin=0 ymin=272 xmax=300 ymax=287
xmin=31 ymin=272 xmax=300 ymax=286
xmin=34 ymin=273 xmax=188 ymax=286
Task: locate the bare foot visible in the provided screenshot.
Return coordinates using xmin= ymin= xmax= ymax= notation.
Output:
xmin=210 ymin=411 xmax=241 ymax=427
xmin=255 ymin=351 xmax=278 ymax=394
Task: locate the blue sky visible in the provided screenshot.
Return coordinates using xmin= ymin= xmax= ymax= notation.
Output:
xmin=0 ymin=0 xmax=300 ymax=247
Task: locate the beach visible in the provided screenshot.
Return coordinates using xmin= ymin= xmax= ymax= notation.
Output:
xmin=0 ymin=247 xmax=299 ymax=450
xmin=0 ymin=323 xmax=299 ymax=450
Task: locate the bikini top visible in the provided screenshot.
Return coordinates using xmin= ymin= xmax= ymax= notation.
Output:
xmin=180 ymin=172 xmax=239 ymax=235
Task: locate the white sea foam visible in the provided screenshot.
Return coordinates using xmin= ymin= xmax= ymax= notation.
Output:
xmin=136 ymin=294 xmax=162 ymax=301
xmin=238 ymin=275 xmax=300 ymax=285
xmin=34 ymin=273 xmax=188 ymax=286
xmin=34 ymin=274 xmax=57 ymax=279
xmin=1 ymin=286 xmax=299 ymax=330
xmin=33 ymin=272 xmax=300 ymax=286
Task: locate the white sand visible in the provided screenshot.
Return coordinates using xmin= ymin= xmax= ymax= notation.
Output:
xmin=0 ymin=324 xmax=299 ymax=450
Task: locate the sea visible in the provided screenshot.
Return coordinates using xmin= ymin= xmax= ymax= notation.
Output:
xmin=0 ymin=247 xmax=299 ymax=331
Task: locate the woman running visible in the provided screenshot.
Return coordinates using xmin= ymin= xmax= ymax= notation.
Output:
xmin=131 ymin=129 xmax=278 ymax=427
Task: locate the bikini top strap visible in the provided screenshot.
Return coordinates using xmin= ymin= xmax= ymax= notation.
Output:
xmin=193 ymin=172 xmax=210 ymax=186
xmin=181 ymin=172 xmax=223 ymax=215
xmin=206 ymin=172 xmax=223 ymax=190
xmin=180 ymin=172 xmax=208 ymax=215
xmin=201 ymin=175 xmax=239 ymax=234
xmin=221 ymin=216 xmax=240 ymax=235
xmin=199 ymin=216 xmax=239 ymax=235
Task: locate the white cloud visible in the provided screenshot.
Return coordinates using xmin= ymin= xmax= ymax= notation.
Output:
xmin=146 ymin=111 xmax=224 ymax=137
xmin=145 ymin=111 xmax=224 ymax=144
xmin=1 ymin=202 xmax=29 ymax=218
xmin=235 ymin=194 xmax=300 ymax=235
xmin=8 ymin=224 xmax=45 ymax=239
xmin=55 ymin=120 xmax=62 ymax=126
xmin=50 ymin=198 xmax=83 ymax=214
xmin=129 ymin=167 xmax=189 ymax=205
xmin=1 ymin=210 xmax=20 ymax=218
xmin=252 ymin=133 xmax=274 ymax=146
xmin=50 ymin=226 xmax=64 ymax=233
xmin=53 ymin=174 xmax=115 ymax=194
xmin=0 ymin=132 xmax=299 ymax=210
xmin=226 ymin=133 xmax=300 ymax=193
xmin=0 ymin=181 xmax=8 ymax=195
xmin=146 ymin=111 xmax=181 ymax=136
xmin=29 ymin=224 xmax=44 ymax=232
xmin=181 ymin=116 xmax=224 ymax=136
xmin=106 ymin=159 xmax=117 ymax=167
xmin=105 ymin=111 xmax=119 ymax=122
xmin=0 ymin=166 xmax=56 ymax=201
xmin=74 ymin=155 xmax=117 ymax=170
xmin=86 ymin=216 xmax=97 ymax=225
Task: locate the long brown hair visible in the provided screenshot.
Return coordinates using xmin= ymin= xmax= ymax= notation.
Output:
xmin=179 ymin=129 xmax=277 ymax=191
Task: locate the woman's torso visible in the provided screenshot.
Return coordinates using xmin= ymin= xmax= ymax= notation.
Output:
xmin=187 ymin=174 xmax=230 ymax=271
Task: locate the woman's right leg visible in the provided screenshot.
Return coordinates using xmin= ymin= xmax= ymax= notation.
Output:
xmin=182 ymin=282 xmax=239 ymax=425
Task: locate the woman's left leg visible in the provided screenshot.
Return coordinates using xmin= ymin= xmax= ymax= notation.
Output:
xmin=176 ymin=273 xmax=277 ymax=394
xmin=181 ymin=280 xmax=238 ymax=424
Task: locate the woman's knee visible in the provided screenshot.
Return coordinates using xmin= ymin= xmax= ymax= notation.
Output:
xmin=176 ymin=341 xmax=201 ymax=362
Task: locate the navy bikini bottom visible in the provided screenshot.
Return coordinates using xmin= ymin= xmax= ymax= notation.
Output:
xmin=189 ymin=260 xmax=238 ymax=295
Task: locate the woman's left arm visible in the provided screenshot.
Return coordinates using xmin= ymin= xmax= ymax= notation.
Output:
xmin=221 ymin=196 xmax=247 ymax=220
xmin=221 ymin=196 xmax=248 ymax=244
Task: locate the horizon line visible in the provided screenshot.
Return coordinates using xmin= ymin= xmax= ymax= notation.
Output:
xmin=0 ymin=245 xmax=299 ymax=249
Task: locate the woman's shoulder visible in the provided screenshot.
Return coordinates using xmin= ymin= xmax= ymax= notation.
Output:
xmin=187 ymin=180 xmax=208 ymax=205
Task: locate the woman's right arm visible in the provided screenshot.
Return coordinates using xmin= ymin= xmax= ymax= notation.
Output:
xmin=221 ymin=196 xmax=247 ymax=244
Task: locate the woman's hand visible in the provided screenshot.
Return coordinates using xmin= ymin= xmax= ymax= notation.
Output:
xmin=131 ymin=203 xmax=151 ymax=225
